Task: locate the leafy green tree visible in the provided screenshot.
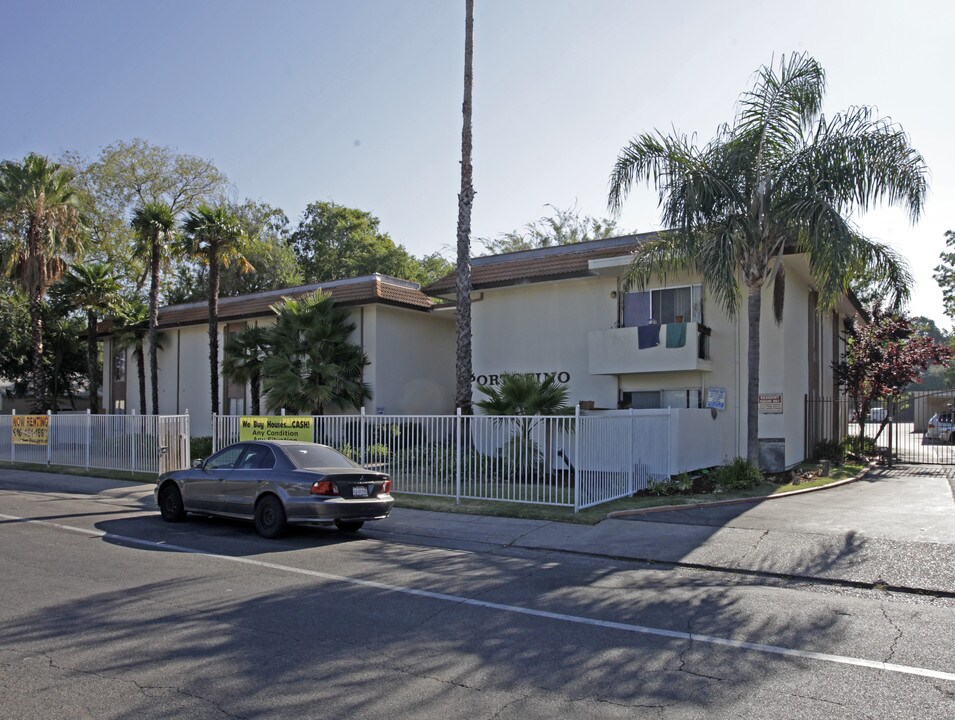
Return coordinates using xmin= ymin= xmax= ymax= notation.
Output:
xmin=0 ymin=286 xmax=86 ymax=409
xmin=290 ymin=200 xmax=445 ymax=285
xmin=181 ymin=205 xmax=250 ymax=415
xmin=0 ymin=153 xmax=85 ymax=411
xmin=45 ymin=314 xmax=88 ymax=411
xmin=53 ymin=263 xmax=122 ymax=413
xmin=262 ymin=291 xmax=370 ymax=415
xmin=64 ymin=139 xmax=230 ymax=293
xmin=131 ymin=202 xmax=177 ymax=414
xmin=478 ymin=203 xmax=620 ymax=255
xmin=933 ymin=230 xmax=955 ymax=321
xmin=222 ymin=325 xmax=271 ymax=415
xmin=608 ymin=53 xmax=926 ymax=463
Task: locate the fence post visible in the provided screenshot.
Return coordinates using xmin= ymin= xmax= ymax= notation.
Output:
xmin=280 ymin=408 xmax=286 ymax=416
xmin=360 ymin=407 xmax=366 ymax=466
xmin=455 ymin=407 xmax=462 ymax=505
xmin=46 ymin=410 xmax=52 ymax=465
xmin=131 ymin=409 xmax=138 ymax=472
xmin=573 ymin=404 xmax=581 ymax=513
xmin=212 ymin=413 xmax=218 ymax=453
xmin=629 ymin=408 xmax=635 ymax=495
xmin=86 ymin=409 xmax=91 ymax=469
xmin=10 ymin=409 xmax=14 ymax=463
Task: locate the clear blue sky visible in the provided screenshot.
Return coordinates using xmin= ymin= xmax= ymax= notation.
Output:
xmin=2 ymin=0 xmax=952 ymax=327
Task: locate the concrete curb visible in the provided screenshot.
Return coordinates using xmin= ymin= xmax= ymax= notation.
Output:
xmin=605 ymin=461 xmax=879 ymax=519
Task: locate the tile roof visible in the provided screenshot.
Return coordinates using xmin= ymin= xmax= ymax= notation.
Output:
xmin=98 ymin=274 xmax=437 ymax=335
xmin=423 ymin=232 xmax=660 ymax=295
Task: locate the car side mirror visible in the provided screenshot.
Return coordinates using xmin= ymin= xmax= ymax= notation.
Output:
xmin=192 ymin=458 xmax=205 ymax=469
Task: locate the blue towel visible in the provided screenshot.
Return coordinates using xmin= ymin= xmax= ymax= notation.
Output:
xmin=637 ymin=323 xmax=660 ymax=349
xmin=666 ymin=322 xmax=687 ymax=348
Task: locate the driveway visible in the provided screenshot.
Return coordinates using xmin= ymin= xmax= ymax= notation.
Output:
xmin=593 ymin=464 xmax=955 ymax=593
xmin=626 ymin=464 xmax=955 ymax=545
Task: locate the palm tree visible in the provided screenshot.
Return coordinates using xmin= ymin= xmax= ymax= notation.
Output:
xmin=222 ymin=325 xmax=270 ymax=415
xmin=131 ymin=202 xmax=176 ymax=415
xmin=57 ymin=262 xmax=121 ymax=413
xmin=262 ymin=291 xmax=370 ymax=415
xmin=455 ymin=0 xmax=476 ymax=414
xmin=608 ymin=53 xmax=926 ymax=463
xmin=0 ymin=154 xmax=84 ymax=411
xmin=476 ymin=373 xmax=574 ymax=475
xmin=181 ymin=205 xmax=250 ymax=415
xmin=111 ymin=297 xmax=155 ymax=414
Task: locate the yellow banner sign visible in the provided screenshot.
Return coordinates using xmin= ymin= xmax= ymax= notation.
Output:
xmin=12 ymin=414 xmax=49 ymax=445
xmin=239 ymin=416 xmax=314 ymax=442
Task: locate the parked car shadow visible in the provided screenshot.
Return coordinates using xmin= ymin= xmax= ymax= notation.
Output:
xmin=94 ymin=513 xmax=367 ymax=557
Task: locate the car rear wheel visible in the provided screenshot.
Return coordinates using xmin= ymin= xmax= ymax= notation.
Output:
xmin=335 ymin=520 xmax=364 ymax=533
xmin=159 ymin=485 xmax=187 ymax=523
xmin=255 ymin=496 xmax=288 ymax=538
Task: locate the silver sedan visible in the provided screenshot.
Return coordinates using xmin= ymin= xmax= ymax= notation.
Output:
xmin=156 ymin=440 xmax=394 ymax=538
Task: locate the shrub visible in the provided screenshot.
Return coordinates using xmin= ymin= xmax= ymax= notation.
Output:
xmin=842 ymin=434 xmax=876 ymax=457
xmin=191 ymin=436 xmax=213 ymax=460
xmin=715 ymin=457 xmax=763 ymax=491
xmin=814 ymin=439 xmax=846 ymax=464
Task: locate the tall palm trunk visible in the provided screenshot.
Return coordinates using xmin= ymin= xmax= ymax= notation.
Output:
xmin=250 ymin=370 xmax=261 ymax=415
xmin=28 ymin=208 xmax=47 ymax=412
xmin=208 ymin=240 xmax=220 ymax=415
xmin=454 ymin=0 xmax=475 ymax=414
xmin=86 ymin=309 xmax=99 ymax=414
xmin=135 ymin=343 xmax=147 ymax=415
xmin=148 ymin=236 xmax=161 ymax=415
xmin=746 ymin=285 xmax=761 ymax=463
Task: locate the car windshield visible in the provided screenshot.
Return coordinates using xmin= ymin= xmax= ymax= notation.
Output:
xmin=284 ymin=444 xmax=360 ymax=470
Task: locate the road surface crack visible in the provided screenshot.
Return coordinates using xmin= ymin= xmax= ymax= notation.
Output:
xmin=35 ymin=652 xmax=247 ymax=719
xmin=880 ymin=603 xmax=903 ymax=663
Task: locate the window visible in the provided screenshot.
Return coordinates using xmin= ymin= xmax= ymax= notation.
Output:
xmin=206 ymin=445 xmax=246 ymax=470
xmin=622 ymin=285 xmax=702 ymax=327
xmin=284 ymin=444 xmax=359 ymax=469
xmin=237 ymin=445 xmax=275 ymax=470
xmin=621 ymin=389 xmax=702 ymax=409
xmin=113 ymin=350 xmax=126 ymax=383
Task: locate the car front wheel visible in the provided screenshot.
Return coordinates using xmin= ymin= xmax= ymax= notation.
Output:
xmin=255 ymin=496 xmax=288 ymax=538
xmin=159 ymin=485 xmax=187 ymax=523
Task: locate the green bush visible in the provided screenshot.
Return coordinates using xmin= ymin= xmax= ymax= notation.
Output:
xmin=715 ymin=457 xmax=763 ymax=491
xmin=191 ymin=436 xmax=213 ymax=460
xmin=814 ymin=439 xmax=846 ymax=464
xmin=842 ymin=434 xmax=876 ymax=457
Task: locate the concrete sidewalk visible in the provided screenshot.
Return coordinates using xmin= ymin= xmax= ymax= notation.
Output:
xmin=2 ymin=465 xmax=953 ymax=595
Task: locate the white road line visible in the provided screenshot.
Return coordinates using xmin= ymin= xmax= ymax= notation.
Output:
xmin=3 ymin=511 xmax=954 ymax=683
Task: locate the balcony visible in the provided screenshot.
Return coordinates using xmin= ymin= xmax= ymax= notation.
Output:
xmin=588 ymin=322 xmax=713 ymax=375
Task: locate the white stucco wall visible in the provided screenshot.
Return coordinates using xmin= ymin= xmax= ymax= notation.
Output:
xmin=365 ymin=305 xmax=455 ymax=415
xmin=471 ymin=277 xmax=620 ymax=409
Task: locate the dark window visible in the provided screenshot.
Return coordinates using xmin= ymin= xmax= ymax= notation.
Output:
xmin=206 ymin=445 xmax=246 ymax=470
xmin=238 ymin=445 xmax=275 ymax=470
xmin=622 ymin=285 xmax=703 ymax=327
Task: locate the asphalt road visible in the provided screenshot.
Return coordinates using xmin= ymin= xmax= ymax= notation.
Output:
xmin=1 ymin=483 xmax=954 ymax=719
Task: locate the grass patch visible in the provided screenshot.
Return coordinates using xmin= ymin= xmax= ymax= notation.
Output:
xmin=393 ymin=461 xmax=868 ymax=525
xmin=0 ymin=460 xmax=157 ymax=485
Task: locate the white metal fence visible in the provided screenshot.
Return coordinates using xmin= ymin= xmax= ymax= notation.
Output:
xmin=0 ymin=412 xmax=191 ymax=475
xmin=213 ymin=409 xmax=697 ymax=510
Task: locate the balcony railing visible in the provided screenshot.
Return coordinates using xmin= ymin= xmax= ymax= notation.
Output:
xmin=588 ymin=322 xmax=713 ymax=375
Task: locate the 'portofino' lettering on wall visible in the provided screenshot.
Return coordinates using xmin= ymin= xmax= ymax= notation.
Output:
xmin=471 ymin=371 xmax=571 ymax=386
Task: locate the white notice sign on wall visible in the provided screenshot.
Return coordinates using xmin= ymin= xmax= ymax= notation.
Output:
xmin=759 ymin=393 xmax=783 ymax=414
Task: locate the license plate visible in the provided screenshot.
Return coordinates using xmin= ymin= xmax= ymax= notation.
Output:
xmin=352 ymin=485 xmax=369 ymax=498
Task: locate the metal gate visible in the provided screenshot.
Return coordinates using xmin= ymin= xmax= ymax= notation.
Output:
xmin=806 ymin=389 xmax=955 ymax=465
xmin=158 ymin=415 xmax=191 ymax=475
